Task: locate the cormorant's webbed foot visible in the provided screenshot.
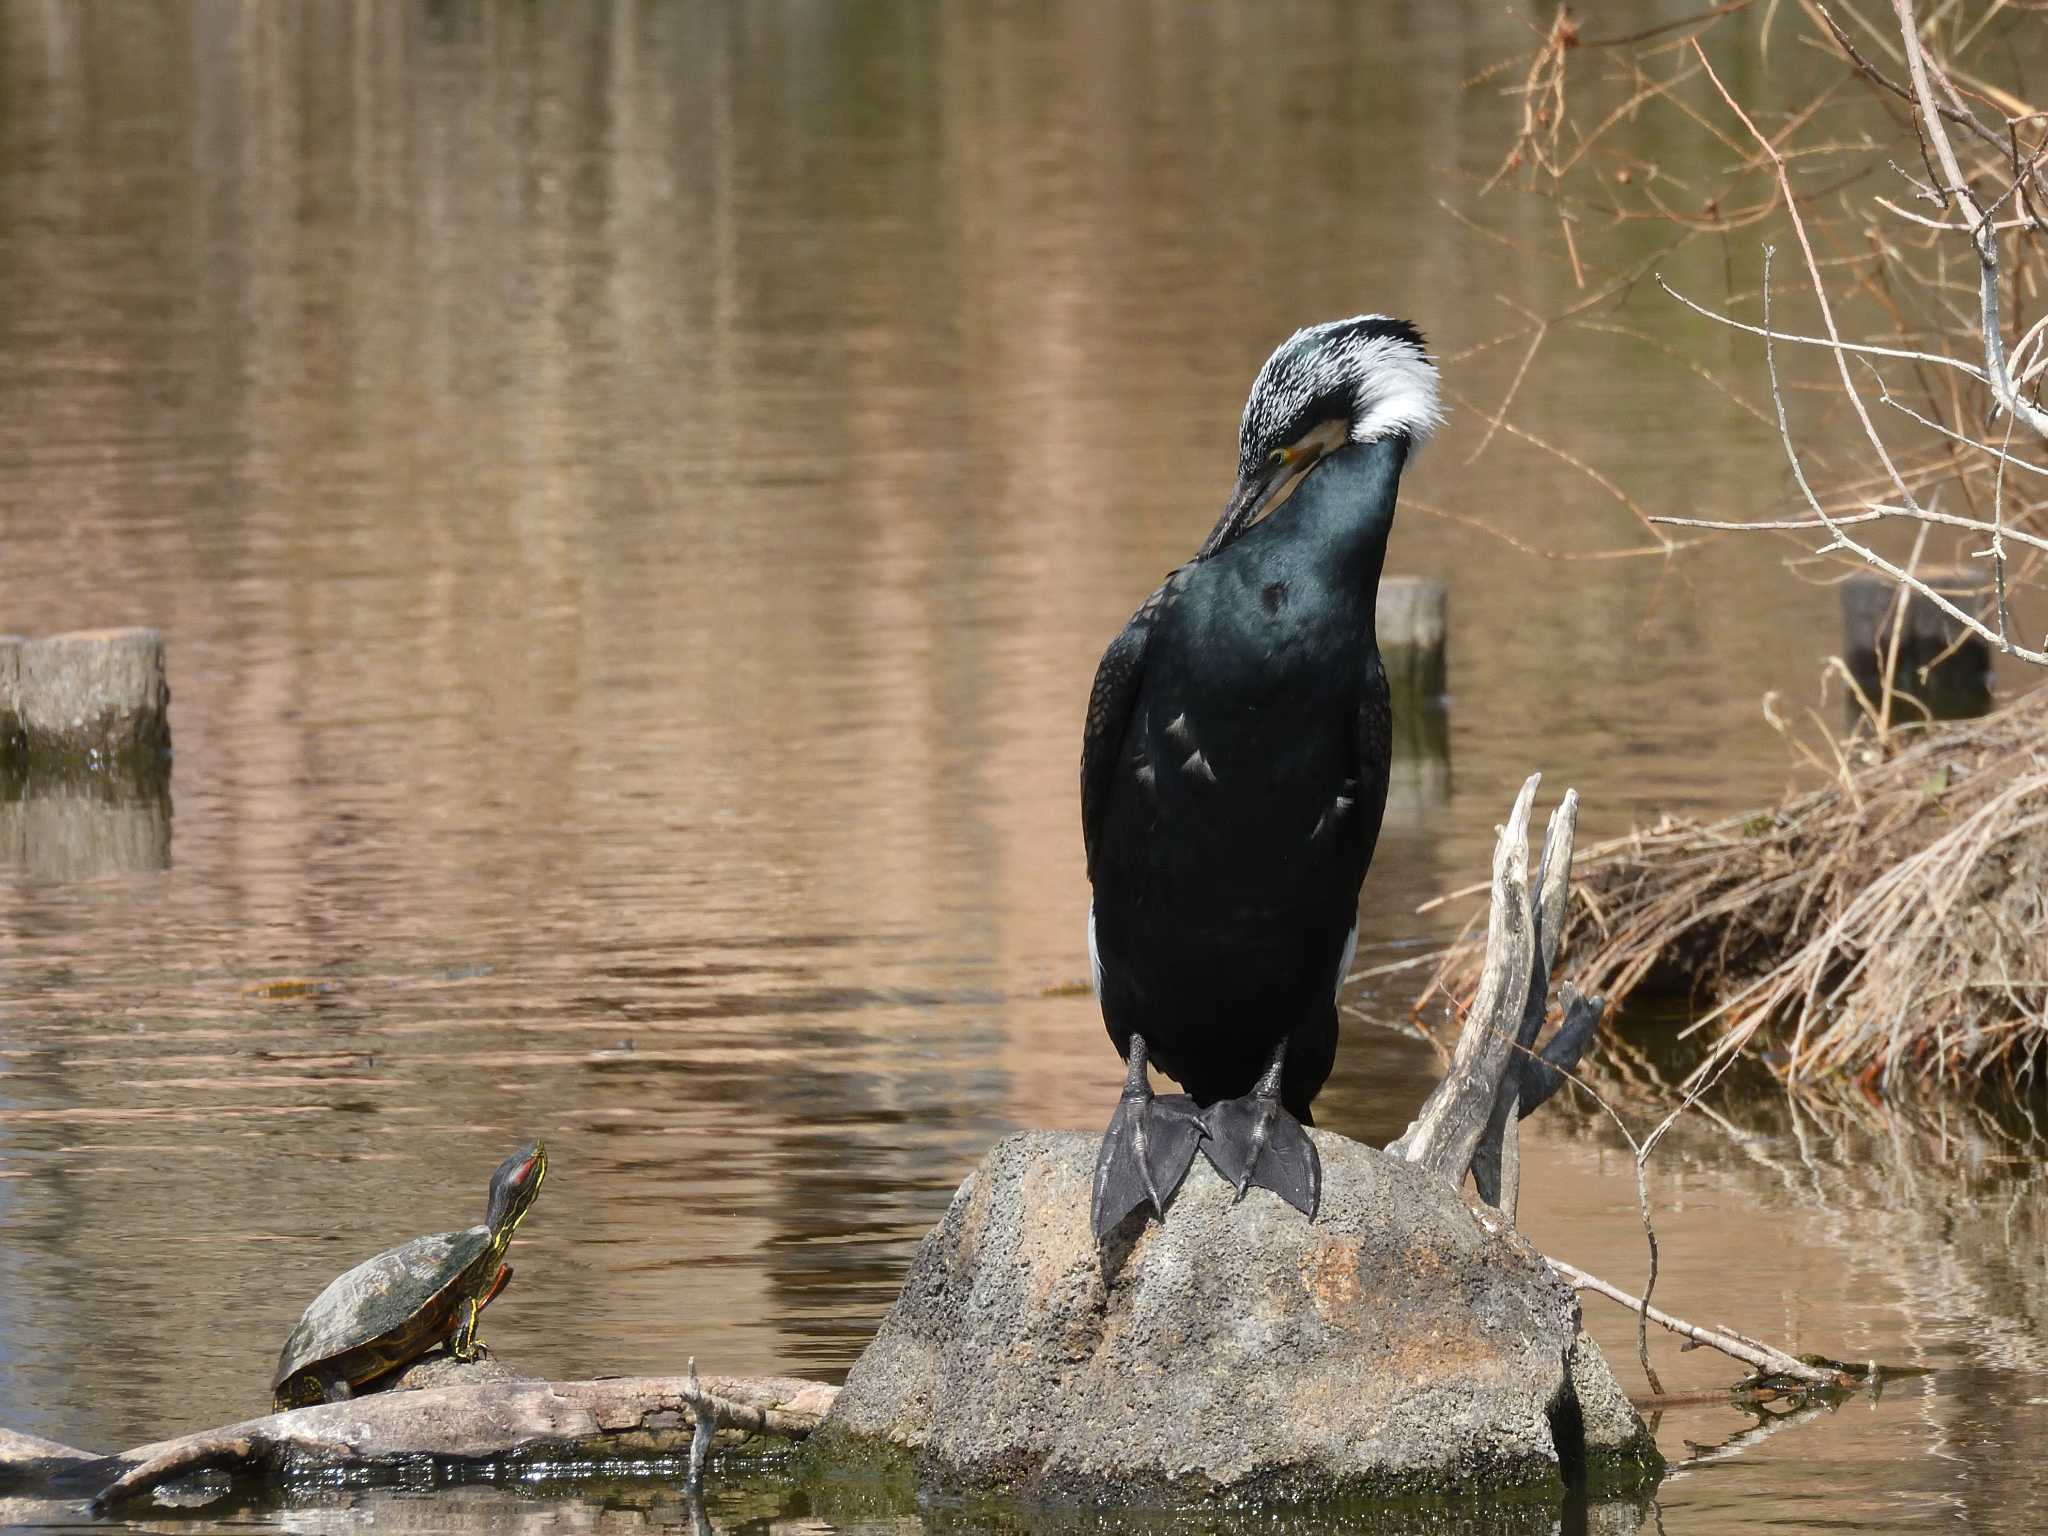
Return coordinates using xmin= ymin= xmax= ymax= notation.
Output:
xmin=1091 ymin=1035 xmax=1206 ymax=1242
xmin=1199 ymin=1042 xmax=1321 ymax=1220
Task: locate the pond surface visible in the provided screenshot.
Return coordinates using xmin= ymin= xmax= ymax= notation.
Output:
xmin=3 ymin=3 xmax=2047 ymax=1533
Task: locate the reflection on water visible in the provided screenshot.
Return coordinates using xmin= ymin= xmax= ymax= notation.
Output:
xmin=0 ymin=774 xmax=172 ymax=883
xmin=0 ymin=1477 xmax=1660 ymax=1536
xmin=1517 ymin=1035 xmax=2048 ymax=1533
xmin=2 ymin=2 xmax=2047 ymax=1533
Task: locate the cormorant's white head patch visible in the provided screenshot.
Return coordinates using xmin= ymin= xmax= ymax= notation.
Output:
xmin=1238 ymin=315 xmax=1442 ymax=479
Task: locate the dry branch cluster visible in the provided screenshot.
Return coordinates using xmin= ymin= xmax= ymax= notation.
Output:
xmin=1432 ymin=2 xmax=2048 ymax=1088
xmin=1462 ymin=0 xmax=2048 ymax=660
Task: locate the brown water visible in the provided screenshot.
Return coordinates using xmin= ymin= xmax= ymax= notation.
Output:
xmin=3 ymin=3 xmax=2047 ymax=1533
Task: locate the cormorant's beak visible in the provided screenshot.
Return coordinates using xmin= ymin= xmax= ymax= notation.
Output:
xmin=1196 ymin=419 xmax=1351 ymax=561
xmin=1197 ymin=458 xmax=1293 ymax=561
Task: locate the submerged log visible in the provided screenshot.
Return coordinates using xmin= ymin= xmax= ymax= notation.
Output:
xmin=0 ymin=1375 xmax=837 ymax=1513
xmin=0 ymin=1426 xmax=93 ymax=1488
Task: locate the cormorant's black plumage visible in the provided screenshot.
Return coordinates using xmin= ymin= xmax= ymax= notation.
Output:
xmin=1082 ymin=315 xmax=1435 ymax=1239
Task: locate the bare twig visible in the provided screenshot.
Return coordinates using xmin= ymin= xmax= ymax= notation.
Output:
xmin=1542 ymin=1254 xmax=1844 ymax=1384
xmin=1649 ymin=507 xmax=2048 ymax=554
xmin=1656 ymin=274 xmax=1992 ymax=383
xmin=1676 ymin=233 xmax=2048 ymax=662
xmin=1892 ymin=0 xmax=2048 ymax=444
xmin=685 ymin=1357 xmax=715 ymax=1495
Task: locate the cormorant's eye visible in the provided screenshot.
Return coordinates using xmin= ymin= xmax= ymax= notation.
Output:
xmin=1266 ymin=447 xmax=1287 ymax=467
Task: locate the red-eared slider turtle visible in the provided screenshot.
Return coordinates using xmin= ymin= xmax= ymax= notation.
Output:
xmin=271 ymin=1141 xmax=546 ymax=1410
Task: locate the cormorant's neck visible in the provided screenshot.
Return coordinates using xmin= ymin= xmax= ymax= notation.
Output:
xmin=1270 ymin=432 xmax=1409 ymax=583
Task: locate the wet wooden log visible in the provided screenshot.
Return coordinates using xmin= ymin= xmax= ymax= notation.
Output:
xmin=0 ymin=1375 xmax=837 ymax=1513
xmin=0 ymin=628 xmax=171 ymax=779
xmin=0 ymin=638 xmax=23 ymax=758
xmin=1376 ymin=575 xmax=1447 ymax=700
xmin=0 ymin=1426 xmax=93 ymax=1489
xmin=1 ymin=629 xmax=174 ymax=874
xmin=1839 ymin=569 xmax=1993 ymax=720
xmin=1386 ymin=772 xmax=1604 ymax=1219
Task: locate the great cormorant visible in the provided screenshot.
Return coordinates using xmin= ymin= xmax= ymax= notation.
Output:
xmin=1081 ymin=315 xmax=1440 ymax=1241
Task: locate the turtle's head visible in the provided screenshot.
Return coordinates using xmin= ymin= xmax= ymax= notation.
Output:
xmin=485 ymin=1140 xmax=547 ymax=1240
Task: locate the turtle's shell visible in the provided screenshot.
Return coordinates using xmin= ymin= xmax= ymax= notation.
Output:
xmin=271 ymin=1225 xmax=496 ymax=1409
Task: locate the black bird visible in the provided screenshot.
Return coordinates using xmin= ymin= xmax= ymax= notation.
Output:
xmin=1081 ymin=315 xmax=1439 ymax=1241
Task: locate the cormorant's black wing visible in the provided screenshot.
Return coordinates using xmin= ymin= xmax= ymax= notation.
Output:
xmin=1354 ymin=657 xmax=1394 ymax=854
xmin=1080 ymin=579 xmax=1170 ymax=881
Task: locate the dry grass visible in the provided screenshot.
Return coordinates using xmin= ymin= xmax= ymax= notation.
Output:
xmin=1512 ymin=684 xmax=2048 ymax=1090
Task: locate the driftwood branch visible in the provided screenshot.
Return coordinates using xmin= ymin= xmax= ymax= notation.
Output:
xmin=1386 ymin=773 xmax=1538 ymax=1178
xmin=1393 ymin=776 xmax=1851 ymax=1397
xmin=1891 ymin=0 xmax=2048 ymax=446
xmin=1 ymin=1374 xmax=841 ymax=1513
xmin=0 ymin=1427 xmax=92 ymax=1468
xmin=1473 ymin=791 xmax=1580 ymax=1222
xmin=1544 ymin=1255 xmax=1843 ymax=1386
xmin=1386 ymin=773 xmax=1603 ymax=1215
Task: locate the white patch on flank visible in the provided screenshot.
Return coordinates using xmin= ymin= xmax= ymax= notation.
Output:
xmin=1333 ymin=922 xmax=1358 ymax=1003
xmin=1165 ymin=712 xmax=1194 ymax=749
xmin=1087 ymin=902 xmax=1104 ymax=1001
xmin=1311 ymin=788 xmax=1357 ymax=842
xmin=1181 ymin=749 xmax=1217 ymax=783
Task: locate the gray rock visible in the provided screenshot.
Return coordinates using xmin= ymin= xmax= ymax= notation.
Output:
xmin=1568 ymin=1330 xmax=1649 ymax=1476
xmin=818 ymin=1130 xmax=1657 ymax=1506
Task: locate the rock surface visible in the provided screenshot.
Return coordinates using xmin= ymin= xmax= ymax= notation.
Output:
xmin=818 ymin=1130 xmax=1657 ymax=1504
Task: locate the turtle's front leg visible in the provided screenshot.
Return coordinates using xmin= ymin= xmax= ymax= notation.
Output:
xmin=451 ymin=1296 xmax=484 ymax=1361
xmin=451 ymin=1263 xmax=512 ymax=1361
